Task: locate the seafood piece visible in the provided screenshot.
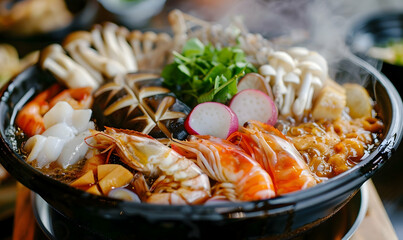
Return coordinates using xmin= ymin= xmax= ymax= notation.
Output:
xmin=16 ymin=84 xmax=61 ymax=137
xmin=57 ymin=130 xmax=92 ymax=169
xmin=48 ymin=86 xmax=93 ymax=110
xmin=16 ymin=85 xmax=93 ymax=137
xmin=24 ymin=135 xmax=65 ymax=168
xmin=171 ymin=135 xmax=276 ymax=202
xmin=92 ymin=73 xmax=190 ymax=141
xmin=228 ymin=120 xmax=317 ymax=195
xmin=86 ymin=127 xmax=210 ymax=204
xmin=23 ymin=101 xmax=94 ymax=168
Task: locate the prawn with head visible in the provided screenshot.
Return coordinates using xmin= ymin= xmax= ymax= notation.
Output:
xmin=85 ymin=127 xmax=211 ymax=205
xmin=227 ymin=120 xmax=317 ymax=195
xmin=171 ymin=135 xmax=276 ymax=202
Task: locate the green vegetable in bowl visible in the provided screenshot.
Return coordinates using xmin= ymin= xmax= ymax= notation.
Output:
xmin=162 ymin=38 xmax=256 ymax=107
xmin=367 ymin=40 xmax=403 ymax=66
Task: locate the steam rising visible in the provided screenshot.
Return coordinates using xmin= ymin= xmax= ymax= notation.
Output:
xmin=175 ymin=0 xmax=403 ymax=82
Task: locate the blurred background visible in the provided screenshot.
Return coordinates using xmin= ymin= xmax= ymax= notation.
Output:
xmin=1 ymin=0 xmax=403 ymax=239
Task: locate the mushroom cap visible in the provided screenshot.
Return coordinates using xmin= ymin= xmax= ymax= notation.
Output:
xmin=284 ymin=72 xmax=300 ymax=84
xmin=304 ymin=52 xmax=328 ymax=76
xmin=298 ymin=61 xmax=323 ymax=78
xmin=39 ymin=44 xmax=64 ymax=67
xmin=117 ymin=26 xmax=130 ymax=37
xmin=310 ymin=76 xmax=323 ymax=88
xmin=287 ymin=47 xmax=309 ymax=60
xmin=157 ymin=32 xmax=172 ymax=43
xmin=103 ymin=21 xmax=120 ymax=32
xmin=259 ymin=64 xmax=276 ymax=76
xmin=268 ymin=51 xmax=295 ymax=72
xmin=128 ymin=30 xmax=143 ymax=41
xmin=143 ymin=31 xmax=158 ymax=42
xmin=62 ymin=31 xmax=92 ymax=48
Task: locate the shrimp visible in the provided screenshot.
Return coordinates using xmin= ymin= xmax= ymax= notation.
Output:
xmin=49 ymin=86 xmax=93 ymax=109
xmin=86 ymin=127 xmax=210 ymax=205
xmin=171 ymin=135 xmax=276 ymax=202
xmin=228 ymin=120 xmax=317 ymax=195
xmin=16 ymin=85 xmax=93 ymax=137
xmin=16 ymin=84 xmax=61 ymax=137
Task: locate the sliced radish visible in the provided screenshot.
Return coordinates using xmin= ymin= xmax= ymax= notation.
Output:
xmin=229 ymin=89 xmax=278 ymax=127
xmin=185 ymin=102 xmax=238 ymax=139
xmin=237 ymin=73 xmax=273 ymax=98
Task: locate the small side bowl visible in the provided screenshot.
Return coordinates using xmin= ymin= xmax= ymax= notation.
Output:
xmin=346 ymin=10 xmax=403 ymax=94
xmin=98 ymin=0 xmax=166 ymax=29
xmin=0 ymin=0 xmax=99 ymax=56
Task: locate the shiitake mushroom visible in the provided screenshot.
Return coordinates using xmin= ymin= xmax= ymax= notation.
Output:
xmin=92 ymin=73 xmax=190 ymax=141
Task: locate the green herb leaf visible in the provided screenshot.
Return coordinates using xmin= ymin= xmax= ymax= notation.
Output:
xmin=162 ymin=38 xmax=256 ymax=107
xmin=182 ymin=38 xmax=205 ymax=57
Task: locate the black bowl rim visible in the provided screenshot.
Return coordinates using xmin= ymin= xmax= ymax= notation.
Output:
xmin=0 ymin=54 xmax=402 ymax=220
xmin=346 ymin=10 xmax=403 ymax=52
xmin=0 ymin=0 xmax=99 ymax=41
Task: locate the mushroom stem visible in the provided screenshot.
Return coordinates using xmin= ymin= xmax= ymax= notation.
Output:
xmin=273 ymin=66 xmax=287 ymax=109
xmin=281 ymin=84 xmax=295 ymax=115
xmin=79 ymin=46 xmax=126 ymax=78
xmin=40 ymin=45 xmax=98 ymax=89
xmin=305 ymin=85 xmax=315 ymax=110
xmin=293 ymin=71 xmax=312 ymax=116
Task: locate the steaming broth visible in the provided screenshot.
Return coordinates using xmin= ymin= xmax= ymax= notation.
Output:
xmin=14 ymin=10 xmax=384 ymax=204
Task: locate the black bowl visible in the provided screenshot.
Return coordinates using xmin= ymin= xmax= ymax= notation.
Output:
xmin=346 ymin=11 xmax=403 ymax=95
xmin=0 ymin=0 xmax=99 ymax=56
xmin=0 ymin=55 xmax=402 ymax=239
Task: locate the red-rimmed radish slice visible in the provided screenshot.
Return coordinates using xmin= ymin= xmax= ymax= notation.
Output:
xmin=185 ymin=102 xmax=238 ymax=139
xmin=229 ymin=89 xmax=278 ymax=127
xmin=237 ymin=73 xmax=273 ymax=98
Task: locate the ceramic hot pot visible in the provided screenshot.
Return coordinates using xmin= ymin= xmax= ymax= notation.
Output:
xmin=0 ymin=53 xmax=401 ymax=239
